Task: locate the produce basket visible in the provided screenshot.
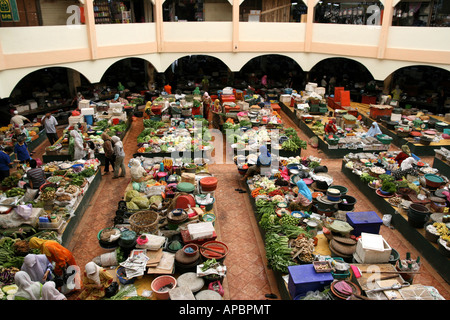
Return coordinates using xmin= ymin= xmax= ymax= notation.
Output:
xmin=313 ymin=261 xmax=332 ymax=273
xmin=325 ymin=135 xmax=339 ymax=146
xmin=129 ymin=210 xmax=159 ymax=233
xmin=376 ymin=134 xmax=393 ymax=145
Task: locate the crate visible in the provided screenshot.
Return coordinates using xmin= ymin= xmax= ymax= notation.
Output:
xmin=369 ymin=104 xmax=393 ymax=120
xmin=354 ymin=233 xmax=391 ymax=264
xmin=38 ymin=217 xmax=65 ymax=233
xmin=346 ymin=211 xmax=383 ymax=237
xmin=287 ymin=264 xmax=334 ymax=299
xmin=68 ymin=115 xmax=85 ymax=126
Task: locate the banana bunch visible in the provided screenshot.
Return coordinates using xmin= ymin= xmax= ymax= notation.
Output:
xmin=433 ymin=222 xmax=449 ymax=236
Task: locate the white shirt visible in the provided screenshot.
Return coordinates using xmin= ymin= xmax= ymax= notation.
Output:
xmin=43 ymin=116 xmax=58 ymax=134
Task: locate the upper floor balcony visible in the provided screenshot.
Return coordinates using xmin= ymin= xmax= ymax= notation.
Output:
xmin=0 ymin=0 xmax=448 ymax=73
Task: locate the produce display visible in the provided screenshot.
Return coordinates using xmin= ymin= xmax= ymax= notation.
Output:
xmin=137 ymin=117 xmax=212 ymax=154
xmin=344 ymin=151 xmax=450 ymax=255
xmin=241 ymin=155 xmax=339 ymax=273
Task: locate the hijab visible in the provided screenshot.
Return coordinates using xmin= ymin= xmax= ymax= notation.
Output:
xmin=21 ymin=254 xmax=51 ymax=284
xmin=401 ymin=145 xmax=411 ymax=156
xmin=41 ymin=281 xmax=66 ymax=300
xmin=111 ymin=136 xmax=122 ymax=148
xmin=367 ymin=122 xmax=382 ymax=137
xmin=29 ymin=237 xmax=51 ymax=257
xmin=400 ymin=156 xmax=416 ymax=170
xmin=14 ymin=271 xmax=41 ymax=300
xmin=85 ymin=261 xmax=101 ymax=285
xmin=296 ymin=180 xmax=312 ymax=202
xmin=257 ymin=145 xmax=271 ymax=166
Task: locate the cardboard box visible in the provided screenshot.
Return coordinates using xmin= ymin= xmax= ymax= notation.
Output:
xmin=68 ymin=115 xmax=85 ymax=126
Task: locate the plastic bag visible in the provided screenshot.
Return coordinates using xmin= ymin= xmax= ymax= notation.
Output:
xmin=125 ymin=190 xmax=140 ymax=202
xmin=131 ymin=196 xmax=149 ymax=209
xmin=15 ymin=204 xmax=32 ymax=220
xmin=23 ymin=188 xmax=39 ymax=203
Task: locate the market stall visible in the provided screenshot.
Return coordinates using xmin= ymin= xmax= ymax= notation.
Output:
xmin=433 ymin=148 xmax=450 ymax=178
xmin=237 ymin=152 xmax=446 ymax=300
xmin=82 ymin=155 xmax=226 ymax=300
xmin=42 ymin=100 xmax=132 ymax=164
xmin=356 ymin=103 xmax=450 ymax=156
xmin=0 ymin=158 xmax=102 ymax=250
xmin=341 ymin=151 xmax=450 ymax=283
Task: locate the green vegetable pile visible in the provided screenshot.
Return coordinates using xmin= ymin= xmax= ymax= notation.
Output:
xmin=264 ymin=232 xmax=295 ymax=273
xmin=360 ymin=172 xmax=377 ymax=183
xmin=281 ymin=128 xmax=307 ymax=151
xmin=80 ymin=168 xmax=96 ymax=177
xmin=143 ymin=119 xmax=166 ymax=130
xmin=5 ymin=188 xmax=25 ymax=198
xmin=279 ymin=214 xmax=300 ymax=227
xmin=0 ymin=237 xmax=25 ymax=269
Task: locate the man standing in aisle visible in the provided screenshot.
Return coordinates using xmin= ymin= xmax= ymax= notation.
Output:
xmin=42 ymin=112 xmax=59 ymax=145
xmin=10 ymin=110 xmax=31 ymax=128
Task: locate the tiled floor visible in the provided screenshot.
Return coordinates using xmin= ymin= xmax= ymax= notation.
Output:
xmin=31 ymin=113 xmax=450 ymax=300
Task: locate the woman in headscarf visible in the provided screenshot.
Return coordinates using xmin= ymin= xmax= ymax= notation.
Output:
xmin=202 ymin=92 xmax=212 ymax=120
xmin=257 ymin=145 xmax=271 ymax=167
xmin=41 ymin=281 xmax=66 ymax=300
xmin=13 ymin=271 xmax=43 ymax=300
xmin=293 ymin=180 xmax=313 ymax=209
xmin=129 ymin=158 xmax=151 ymax=182
xmin=394 ymin=145 xmax=411 ymax=166
xmin=366 ymin=122 xmax=382 ymax=137
xmin=111 ymin=136 xmax=126 ymax=179
xmin=241 ymin=145 xmax=272 ymax=181
xmin=76 ymin=261 xmax=114 ymax=300
xmin=28 ymin=237 xmax=77 ymax=277
xmin=21 ymin=253 xmax=53 ymax=284
xmin=101 ymin=132 xmax=115 ymax=175
xmin=70 ymin=130 xmax=86 ymax=161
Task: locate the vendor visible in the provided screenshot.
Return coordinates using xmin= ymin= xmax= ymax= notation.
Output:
xmin=70 ymin=130 xmax=87 ymax=161
xmin=10 ymin=110 xmax=31 ymax=128
xmin=211 ymin=99 xmax=223 ymax=130
xmin=25 ymin=159 xmax=46 ymax=191
xmin=293 ymin=180 xmax=313 ymax=208
xmin=366 ymin=122 xmax=382 ymax=137
xmin=41 ymin=281 xmax=67 ymax=300
xmin=241 ymin=145 xmax=272 ymax=181
xmin=14 ymin=135 xmax=31 ymax=164
xmin=324 ymin=120 xmax=338 ymax=135
xmin=164 ymin=83 xmax=172 ymax=95
xmin=394 ymin=145 xmax=411 ymax=166
xmin=202 ymin=92 xmax=212 ymax=120
xmin=21 ymin=253 xmax=54 ymax=284
xmin=0 ymin=146 xmax=13 ymax=183
xmin=129 ymin=158 xmax=151 ymax=182
xmin=13 ymin=271 xmax=43 ymax=300
xmin=28 ymin=237 xmax=78 ymax=278
xmin=76 ymin=261 xmax=114 ymax=300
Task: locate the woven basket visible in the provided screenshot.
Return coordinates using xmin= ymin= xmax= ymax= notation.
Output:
xmin=129 ymin=210 xmax=159 ymax=234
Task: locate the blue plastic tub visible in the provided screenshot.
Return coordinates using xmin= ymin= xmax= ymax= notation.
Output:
xmin=288 ymin=264 xmax=334 ymax=299
xmin=346 ymin=211 xmax=383 ymax=237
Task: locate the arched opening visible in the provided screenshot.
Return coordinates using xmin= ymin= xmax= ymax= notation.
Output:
xmin=307 ymin=57 xmax=376 ymax=100
xmin=99 ymin=57 xmax=156 ymax=94
xmin=8 ymin=67 xmax=90 ymax=107
xmin=162 ymin=55 xmax=232 ymax=94
xmin=235 ymin=54 xmax=305 ymax=92
xmin=0 ymin=67 xmax=91 ymax=125
xmin=384 ymin=65 xmax=450 ymax=114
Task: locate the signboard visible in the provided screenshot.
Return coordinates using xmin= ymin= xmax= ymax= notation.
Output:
xmin=0 ymin=0 xmax=19 ymax=22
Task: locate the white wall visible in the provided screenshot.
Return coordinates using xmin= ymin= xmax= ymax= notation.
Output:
xmin=163 ymin=22 xmax=233 ymax=42
xmin=387 ymin=27 xmax=450 ymax=51
xmin=312 ymin=24 xmax=381 ymax=47
xmin=240 ymin=22 xmax=306 ymax=42
xmin=96 ymin=23 xmax=157 ymax=47
xmin=0 ymin=25 xmax=89 ymax=54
